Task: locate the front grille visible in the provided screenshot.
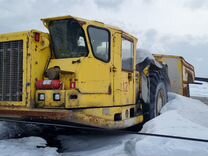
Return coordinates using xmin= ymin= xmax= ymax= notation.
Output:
xmin=0 ymin=40 xmax=23 ymax=101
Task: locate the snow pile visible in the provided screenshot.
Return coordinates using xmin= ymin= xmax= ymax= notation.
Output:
xmin=162 ymin=93 xmax=208 ymax=128
xmin=60 ymin=93 xmax=208 ymax=156
xmin=136 ymin=93 xmax=208 ymax=156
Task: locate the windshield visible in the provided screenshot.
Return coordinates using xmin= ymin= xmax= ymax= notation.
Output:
xmin=49 ymin=19 xmax=88 ymax=58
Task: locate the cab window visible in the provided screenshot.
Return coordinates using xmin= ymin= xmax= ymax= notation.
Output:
xmin=88 ymin=27 xmax=110 ymax=62
xmin=122 ymin=38 xmax=134 ymax=71
xmin=49 ymin=19 xmax=88 ymax=58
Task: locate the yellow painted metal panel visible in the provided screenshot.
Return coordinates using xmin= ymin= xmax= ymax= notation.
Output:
xmin=27 ymin=30 xmax=51 ymax=107
xmin=71 ymin=106 xmax=143 ymax=128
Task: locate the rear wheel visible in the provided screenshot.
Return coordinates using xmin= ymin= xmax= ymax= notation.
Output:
xmin=154 ymin=82 xmax=167 ymax=116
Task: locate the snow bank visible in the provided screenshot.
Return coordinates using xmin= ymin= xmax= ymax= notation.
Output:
xmin=162 ymin=93 xmax=208 ymax=128
xmin=61 ymin=93 xmax=208 ymax=156
xmin=136 ymin=93 xmax=208 ymax=156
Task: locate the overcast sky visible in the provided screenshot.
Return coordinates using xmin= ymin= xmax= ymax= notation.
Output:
xmin=0 ymin=0 xmax=208 ymax=77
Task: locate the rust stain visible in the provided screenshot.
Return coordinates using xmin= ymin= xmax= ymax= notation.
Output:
xmin=0 ymin=108 xmax=72 ymax=121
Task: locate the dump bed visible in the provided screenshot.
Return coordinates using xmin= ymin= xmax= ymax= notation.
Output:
xmin=154 ymin=54 xmax=195 ymax=96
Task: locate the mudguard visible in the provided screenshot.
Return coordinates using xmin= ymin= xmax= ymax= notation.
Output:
xmin=136 ymin=49 xmax=162 ymax=72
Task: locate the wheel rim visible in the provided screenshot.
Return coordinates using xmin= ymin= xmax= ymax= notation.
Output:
xmin=156 ymin=90 xmax=164 ymax=115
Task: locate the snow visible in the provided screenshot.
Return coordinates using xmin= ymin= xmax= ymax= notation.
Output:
xmin=0 ymin=137 xmax=58 ymax=156
xmin=136 ymin=93 xmax=208 ymax=156
xmin=190 ymin=81 xmax=208 ymax=97
xmin=0 ymin=85 xmax=208 ymax=155
xmin=136 ymin=48 xmax=155 ymax=64
xmin=136 ymin=48 xmax=162 ymax=68
xmin=0 ymin=123 xmax=58 ymax=156
xmin=59 ymin=93 xmax=208 ymax=156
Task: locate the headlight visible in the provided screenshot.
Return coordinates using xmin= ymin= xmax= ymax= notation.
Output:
xmin=38 ymin=93 xmax=45 ymax=101
xmin=53 ymin=93 xmax=61 ymax=101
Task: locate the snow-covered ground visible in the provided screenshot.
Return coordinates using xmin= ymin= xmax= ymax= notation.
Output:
xmin=190 ymin=81 xmax=208 ymax=97
xmin=190 ymin=81 xmax=208 ymax=104
xmin=136 ymin=93 xmax=208 ymax=156
xmin=59 ymin=93 xmax=208 ymax=156
xmin=0 ymin=122 xmax=58 ymax=156
xmin=0 ymin=86 xmax=208 ymax=155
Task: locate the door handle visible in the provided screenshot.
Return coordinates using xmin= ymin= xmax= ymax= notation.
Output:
xmin=128 ymin=73 xmax=133 ymax=81
xmin=111 ymin=66 xmax=117 ymax=72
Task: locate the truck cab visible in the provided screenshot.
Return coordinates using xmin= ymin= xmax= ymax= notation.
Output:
xmin=0 ymin=15 xmax=144 ymax=129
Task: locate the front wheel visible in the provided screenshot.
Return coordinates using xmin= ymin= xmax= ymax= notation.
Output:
xmin=148 ymin=71 xmax=168 ymax=120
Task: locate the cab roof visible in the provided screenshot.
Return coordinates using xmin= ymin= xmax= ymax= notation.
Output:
xmin=41 ymin=15 xmax=137 ymax=41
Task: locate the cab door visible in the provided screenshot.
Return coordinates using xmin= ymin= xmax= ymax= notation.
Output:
xmin=112 ymin=33 xmax=136 ymax=105
xmin=120 ymin=36 xmax=135 ymax=105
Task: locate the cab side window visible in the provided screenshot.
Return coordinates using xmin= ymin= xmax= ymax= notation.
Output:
xmin=122 ymin=38 xmax=134 ymax=71
xmin=88 ymin=27 xmax=110 ymax=62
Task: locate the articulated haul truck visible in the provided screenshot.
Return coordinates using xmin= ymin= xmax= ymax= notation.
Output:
xmin=0 ymin=15 xmax=194 ymax=129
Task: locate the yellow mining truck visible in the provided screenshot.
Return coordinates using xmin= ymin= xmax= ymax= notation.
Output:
xmin=0 ymin=15 xmax=191 ymax=129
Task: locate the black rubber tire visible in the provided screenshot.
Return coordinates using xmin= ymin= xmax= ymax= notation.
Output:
xmin=144 ymin=70 xmax=168 ymax=121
